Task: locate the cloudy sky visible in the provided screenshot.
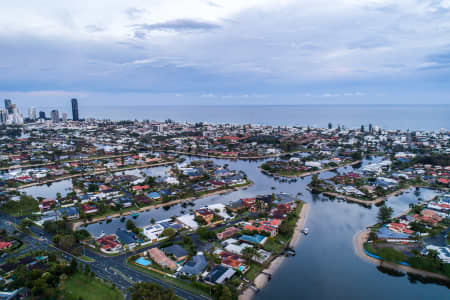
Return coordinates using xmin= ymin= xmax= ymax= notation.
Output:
xmin=1 ymin=0 xmax=450 ymax=106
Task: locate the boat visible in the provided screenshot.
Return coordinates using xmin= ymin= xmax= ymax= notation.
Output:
xmin=131 ymin=212 xmax=140 ymax=218
xmin=302 ymin=227 xmax=309 ymax=235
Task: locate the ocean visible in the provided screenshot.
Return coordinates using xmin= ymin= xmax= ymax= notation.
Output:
xmin=78 ymin=104 xmax=450 ymax=131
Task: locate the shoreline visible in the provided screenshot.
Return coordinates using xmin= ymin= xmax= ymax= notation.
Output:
xmin=353 ymin=229 xmax=450 ymax=282
xmin=323 ymin=186 xmax=416 ymax=206
xmin=9 ymin=160 xmax=177 ymax=191
xmin=72 ymin=180 xmax=253 ymax=230
xmin=260 ymin=160 xmax=362 ymax=179
xmin=162 ymin=150 xmax=306 ymax=160
xmin=239 ymin=203 xmax=310 ymax=300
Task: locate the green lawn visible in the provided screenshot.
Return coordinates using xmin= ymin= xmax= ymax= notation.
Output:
xmin=263 ymin=238 xmax=284 ymax=253
xmin=127 ymin=261 xmax=211 ymax=297
xmin=245 ymin=262 xmax=265 ymax=281
xmin=64 ymin=273 xmax=124 ymax=300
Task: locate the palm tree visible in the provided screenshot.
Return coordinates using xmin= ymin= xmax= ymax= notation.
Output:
xmin=242 ymin=247 xmax=259 ymax=264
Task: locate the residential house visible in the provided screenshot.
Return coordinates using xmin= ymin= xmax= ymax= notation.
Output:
xmin=179 ymin=252 xmax=208 ymax=277
xmin=162 ymin=245 xmax=188 ymax=263
xmin=217 ymin=227 xmax=240 ymax=240
xmin=147 ymin=247 xmax=177 ymax=271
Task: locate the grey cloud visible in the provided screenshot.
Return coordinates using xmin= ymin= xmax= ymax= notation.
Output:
xmin=348 ymin=37 xmax=391 ymax=49
xmin=85 ymin=24 xmax=105 ymax=33
xmin=126 ymin=8 xmax=146 ymax=19
xmin=133 ymin=19 xmax=221 ymax=32
xmin=207 ymin=1 xmax=223 ymax=8
xmin=133 ymin=31 xmax=147 ymax=40
xmin=419 ymin=50 xmax=450 ymax=70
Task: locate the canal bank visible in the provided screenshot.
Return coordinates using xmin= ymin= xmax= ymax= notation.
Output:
xmin=353 ymin=229 xmax=450 ymax=282
xmin=60 ymin=155 xmax=448 ymax=299
xmin=239 ymin=203 xmax=310 ymax=300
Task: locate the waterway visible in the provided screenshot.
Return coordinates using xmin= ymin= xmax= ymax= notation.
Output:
xmin=22 ymin=155 xmax=449 ymax=298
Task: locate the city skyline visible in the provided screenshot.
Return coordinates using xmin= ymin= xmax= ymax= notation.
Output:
xmin=0 ymin=1 xmax=449 ymax=105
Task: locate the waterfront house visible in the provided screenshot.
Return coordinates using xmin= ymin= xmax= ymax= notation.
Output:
xmin=376 ymin=227 xmax=414 ymax=243
xmin=147 ymin=192 xmax=161 ymax=200
xmin=243 ymin=219 xmax=281 ymax=237
xmin=57 ymin=206 xmax=79 ymax=220
xmin=204 ymin=265 xmax=236 ymax=284
xmin=376 ymin=177 xmax=398 ymax=189
xmin=115 ymin=228 xmax=137 ymax=248
xmin=239 ymin=234 xmax=267 ymax=245
xmin=81 ymin=203 xmax=98 ymax=214
xmin=96 ymin=235 xmax=122 ymax=253
xmin=224 ymin=242 xmax=253 ymax=256
xmin=388 ymin=223 xmax=414 ymax=235
xmin=143 ymin=224 xmax=165 ymax=242
xmin=195 ymin=208 xmax=214 ymax=224
xmin=39 ymin=199 xmax=56 ymax=212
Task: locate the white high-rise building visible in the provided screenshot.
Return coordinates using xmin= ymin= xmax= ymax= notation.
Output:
xmin=62 ymin=112 xmax=67 ymax=122
xmin=6 ymin=107 xmax=23 ymax=125
xmin=28 ymin=107 xmax=37 ymax=120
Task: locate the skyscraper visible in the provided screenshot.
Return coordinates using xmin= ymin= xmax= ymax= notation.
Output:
xmin=0 ymin=109 xmax=7 ymax=124
xmin=39 ymin=111 xmax=46 ymax=119
xmin=62 ymin=112 xmax=67 ymax=122
xmin=51 ymin=109 xmax=59 ymax=123
xmin=28 ymin=107 xmax=37 ymax=120
xmin=71 ymin=98 xmax=79 ymax=121
xmin=4 ymin=99 xmax=12 ymax=114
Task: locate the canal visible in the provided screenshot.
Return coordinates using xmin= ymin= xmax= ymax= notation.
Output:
xmin=22 ymin=155 xmax=449 ymax=298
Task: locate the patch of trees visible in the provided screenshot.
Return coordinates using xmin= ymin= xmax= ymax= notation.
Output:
xmin=126 ymin=219 xmax=141 ymax=234
xmin=0 ymin=194 xmax=38 ymax=215
xmin=44 ymin=220 xmax=90 ymax=254
xmin=8 ymin=255 xmax=80 ymax=298
xmin=377 ymin=205 xmax=393 ymax=224
xmin=412 ymin=153 xmax=450 ymax=167
xmin=129 ymin=282 xmax=177 ymax=300
xmin=196 ymin=227 xmax=216 ymax=240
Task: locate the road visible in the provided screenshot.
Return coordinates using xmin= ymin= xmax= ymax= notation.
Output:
xmin=0 ymin=212 xmax=209 ymax=300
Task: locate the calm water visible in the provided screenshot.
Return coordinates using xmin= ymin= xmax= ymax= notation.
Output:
xmin=81 ymin=105 xmax=450 ymax=131
xmin=28 ymin=155 xmax=449 ymax=299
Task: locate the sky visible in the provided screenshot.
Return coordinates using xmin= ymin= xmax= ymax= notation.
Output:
xmin=1 ymin=0 xmax=450 ymax=106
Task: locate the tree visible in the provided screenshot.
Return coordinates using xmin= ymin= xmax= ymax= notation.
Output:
xmin=377 ymin=205 xmax=393 ymax=224
xmin=126 ymin=219 xmax=137 ymax=231
xmin=427 ymin=249 xmax=439 ymax=261
xmin=70 ymin=258 xmax=78 ymax=273
xmin=310 ymin=174 xmax=320 ymax=187
xmin=196 ymin=227 xmax=216 ymax=240
xmin=351 ymin=151 xmax=363 ymax=161
xmin=20 ymin=218 xmax=34 ymax=231
xmin=84 ymin=264 xmax=91 ymax=275
xmin=213 ymin=284 xmax=233 ymax=300
xmin=58 ymin=273 xmax=68 ymax=292
xmin=57 ymin=234 xmax=76 ymax=250
xmin=87 ymin=183 xmax=99 ymax=192
xmin=161 ymin=228 xmax=176 ymax=239
xmin=241 ymin=246 xmax=258 ymax=263
xmin=129 ymin=282 xmax=177 ymax=300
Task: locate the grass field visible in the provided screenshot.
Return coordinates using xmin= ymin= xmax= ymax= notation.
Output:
xmin=127 ymin=261 xmax=211 ymax=297
xmin=64 ymin=273 xmax=124 ymax=300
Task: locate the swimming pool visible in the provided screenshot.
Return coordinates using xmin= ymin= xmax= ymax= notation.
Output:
xmin=135 ymin=257 xmax=152 ymax=266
